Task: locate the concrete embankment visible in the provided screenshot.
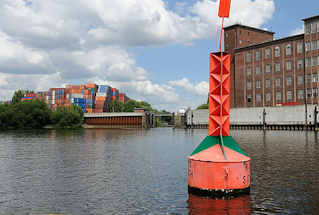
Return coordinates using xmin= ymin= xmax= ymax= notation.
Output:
xmin=185 ymin=105 xmax=319 ymax=130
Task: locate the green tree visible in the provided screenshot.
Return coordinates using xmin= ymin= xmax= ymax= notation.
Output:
xmin=197 ymin=103 xmax=209 ymax=109
xmin=123 ymin=100 xmax=136 ymax=112
xmin=0 ymin=100 xmax=51 ymax=130
xmin=51 ymin=105 xmax=83 ymax=128
xmin=11 ymin=89 xmax=34 ymax=104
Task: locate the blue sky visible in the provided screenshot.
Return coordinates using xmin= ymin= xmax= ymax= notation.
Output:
xmin=136 ymin=0 xmax=319 ymax=83
xmin=0 ymin=0 xmax=318 ymax=111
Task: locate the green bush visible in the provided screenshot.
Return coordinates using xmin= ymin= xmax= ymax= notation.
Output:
xmin=51 ymin=105 xmax=83 ymax=128
xmin=0 ymin=100 xmax=51 ymax=130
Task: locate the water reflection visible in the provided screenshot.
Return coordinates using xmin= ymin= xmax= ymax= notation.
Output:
xmin=188 ymin=194 xmax=251 ymax=215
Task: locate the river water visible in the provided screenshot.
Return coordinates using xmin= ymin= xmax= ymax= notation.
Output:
xmin=0 ymin=128 xmax=318 ymax=214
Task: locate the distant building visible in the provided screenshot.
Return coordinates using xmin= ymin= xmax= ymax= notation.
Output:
xmin=225 ymin=15 xmax=319 ymax=107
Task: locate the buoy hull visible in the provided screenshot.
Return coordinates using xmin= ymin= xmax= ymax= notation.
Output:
xmin=188 ymin=136 xmax=250 ymax=196
xmin=188 ymin=159 xmax=250 ymax=195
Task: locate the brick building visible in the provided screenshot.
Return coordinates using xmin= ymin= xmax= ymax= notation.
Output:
xmin=225 ymin=15 xmax=319 ymax=107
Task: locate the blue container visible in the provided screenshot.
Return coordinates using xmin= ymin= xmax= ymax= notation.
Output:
xmin=98 ymin=85 xmax=110 ymax=93
xmin=74 ymin=98 xmax=86 ymax=103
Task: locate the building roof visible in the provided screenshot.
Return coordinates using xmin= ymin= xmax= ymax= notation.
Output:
xmin=302 ymin=15 xmax=319 ymax=22
xmin=223 ymin=24 xmax=275 ymax=35
xmin=235 ymin=34 xmax=304 ymax=53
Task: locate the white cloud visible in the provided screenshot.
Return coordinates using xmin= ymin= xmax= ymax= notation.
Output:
xmin=0 ymin=31 xmax=54 ymax=75
xmin=169 ymin=78 xmax=209 ymax=96
xmin=0 ymin=0 xmax=276 ymax=110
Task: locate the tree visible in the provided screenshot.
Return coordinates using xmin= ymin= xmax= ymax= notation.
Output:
xmin=0 ymin=100 xmax=51 ymax=130
xmin=197 ymin=103 xmax=209 ymax=109
xmin=50 ymin=105 xmax=83 ymax=128
xmin=11 ymin=89 xmax=34 ymax=104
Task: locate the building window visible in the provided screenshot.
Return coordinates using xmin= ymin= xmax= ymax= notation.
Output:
xmin=298 ymin=90 xmax=304 ymax=100
xmin=256 ymin=51 xmax=260 ymax=61
xmin=265 ymin=79 xmax=271 ymax=88
xmin=307 ymin=74 xmax=312 ymax=83
xmin=256 ymin=94 xmax=261 ymax=102
xmin=276 ymin=78 xmax=281 ymax=87
xmin=276 ymin=92 xmax=281 ymax=101
xmin=246 ymin=52 xmax=251 ymax=63
xmin=247 ymin=94 xmax=252 ymax=103
xmin=286 ymin=91 xmax=292 ymax=101
xmin=247 ymin=67 xmax=252 ymax=76
xmin=286 ymin=61 xmax=292 ymax=71
xmin=312 ymin=56 xmax=318 ymax=66
xmin=247 ymin=81 xmax=252 ymax=90
xmin=305 ymin=23 xmax=311 ymax=34
xmin=275 ymin=63 xmax=281 ymax=72
xmin=297 ymin=42 xmax=303 ymax=54
xmin=266 ymin=93 xmax=271 ymax=102
xmin=286 ymin=44 xmax=292 ymax=56
xmin=255 ymin=66 xmax=261 ymax=75
xmin=312 ymin=22 xmax=317 ymax=33
xmin=305 ymin=42 xmax=311 ymax=52
xmin=306 ymin=57 xmax=311 ymax=67
xmin=314 ymin=88 xmax=318 ymax=97
xmin=307 ymin=88 xmax=312 ymax=98
xmin=313 ymin=73 xmax=318 ymax=83
xmin=297 ymin=59 xmax=303 ymax=69
xmin=312 ymin=41 xmax=317 ymax=50
xmin=256 ymin=80 xmax=261 ymax=89
xmin=239 ymin=40 xmax=242 ymax=44
xmin=265 ymin=48 xmax=271 ymax=59
xmin=266 ymin=64 xmax=271 ymax=73
xmin=297 ymin=75 xmax=303 ymax=85
xmin=274 ymin=46 xmax=280 ymax=57
xmin=286 ymin=76 xmax=292 ymax=86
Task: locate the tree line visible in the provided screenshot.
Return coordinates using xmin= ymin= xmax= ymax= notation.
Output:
xmin=0 ymin=100 xmax=83 ymax=130
xmin=0 ymin=90 xmax=168 ymax=130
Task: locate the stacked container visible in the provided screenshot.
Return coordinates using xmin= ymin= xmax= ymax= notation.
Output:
xmin=36 ymin=91 xmax=48 ymax=103
xmin=119 ymin=93 xmax=125 ymax=103
xmin=21 ymin=93 xmax=37 ymax=102
xmin=95 ymin=85 xmax=110 ymax=113
xmin=112 ymin=88 xmax=119 ymax=101
xmin=16 ymin=83 xmax=130 ymax=113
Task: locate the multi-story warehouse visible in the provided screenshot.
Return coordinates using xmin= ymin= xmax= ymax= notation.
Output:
xmin=225 ymin=15 xmax=319 ymax=108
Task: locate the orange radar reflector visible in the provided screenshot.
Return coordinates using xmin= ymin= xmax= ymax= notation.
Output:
xmin=218 ymin=0 xmax=231 ymax=18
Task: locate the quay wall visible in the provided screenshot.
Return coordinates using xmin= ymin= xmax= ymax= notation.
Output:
xmin=186 ymin=105 xmax=317 ymax=127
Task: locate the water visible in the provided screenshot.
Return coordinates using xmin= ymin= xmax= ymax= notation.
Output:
xmin=0 ymin=128 xmax=318 ymax=214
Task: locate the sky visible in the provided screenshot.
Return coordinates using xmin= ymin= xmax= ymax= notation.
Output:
xmin=0 ymin=0 xmax=318 ymax=111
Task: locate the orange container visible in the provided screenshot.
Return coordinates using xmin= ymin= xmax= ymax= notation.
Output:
xmin=85 ymin=83 xmax=97 ymax=89
xmin=96 ymin=96 xmax=107 ymax=101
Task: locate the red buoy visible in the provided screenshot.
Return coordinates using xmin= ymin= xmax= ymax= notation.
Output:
xmin=188 ymin=0 xmax=250 ymax=196
xmin=188 ymin=54 xmax=250 ymax=196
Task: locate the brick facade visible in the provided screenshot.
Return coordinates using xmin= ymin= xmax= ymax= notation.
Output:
xmin=225 ymin=15 xmax=319 ymax=107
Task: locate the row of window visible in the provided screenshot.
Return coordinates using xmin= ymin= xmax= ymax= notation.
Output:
xmin=246 ymin=43 xmax=303 ymax=62
xmin=247 ymin=76 xmax=304 ymax=90
xmin=305 ymin=21 xmax=319 ymax=34
xmin=305 ymin=74 xmax=319 ymax=83
xmin=247 ymin=90 xmax=304 ymax=103
xmin=305 ymin=40 xmax=319 ymax=52
xmin=305 ymin=56 xmax=319 ymax=67
xmin=246 ymin=60 xmax=303 ymax=76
